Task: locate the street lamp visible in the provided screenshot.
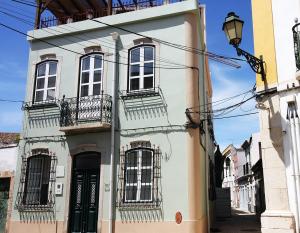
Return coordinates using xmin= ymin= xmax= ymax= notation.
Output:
xmin=222 ymin=12 xmax=266 ymax=81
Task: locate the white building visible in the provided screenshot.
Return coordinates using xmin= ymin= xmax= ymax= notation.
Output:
xmin=0 ymin=133 xmax=18 ymax=233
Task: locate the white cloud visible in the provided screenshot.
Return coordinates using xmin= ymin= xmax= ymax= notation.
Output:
xmin=209 ymin=61 xmax=259 ymax=149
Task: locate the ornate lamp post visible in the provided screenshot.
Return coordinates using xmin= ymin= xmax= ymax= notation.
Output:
xmin=222 ymin=12 xmax=266 ymax=81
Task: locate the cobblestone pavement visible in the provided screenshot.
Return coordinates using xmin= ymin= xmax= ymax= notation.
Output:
xmin=211 ymin=208 xmax=261 ymax=233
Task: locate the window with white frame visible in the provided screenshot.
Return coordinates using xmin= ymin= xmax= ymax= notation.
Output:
xmin=124 ymin=148 xmax=153 ymax=202
xmin=34 ymin=60 xmax=58 ymax=102
xmin=80 ymin=53 xmax=103 ymax=97
xmin=128 ymin=45 xmax=155 ymax=92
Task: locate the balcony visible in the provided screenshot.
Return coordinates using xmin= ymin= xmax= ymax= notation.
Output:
xmin=59 ymin=94 xmax=112 ymax=134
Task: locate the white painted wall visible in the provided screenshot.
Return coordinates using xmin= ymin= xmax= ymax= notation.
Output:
xmin=0 ymin=145 xmax=18 ymax=172
xmin=272 ymin=0 xmax=300 ymax=86
xmin=250 ymin=132 xmax=261 ymax=167
xmin=272 ymin=0 xmax=300 ymax=229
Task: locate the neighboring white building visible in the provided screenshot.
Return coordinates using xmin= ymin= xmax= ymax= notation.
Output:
xmin=252 ymin=0 xmax=300 ymax=231
xmin=222 ymin=145 xmax=237 ymax=207
xmin=0 ymin=133 xmax=18 ymax=233
xmin=222 ymin=133 xmax=265 ymax=214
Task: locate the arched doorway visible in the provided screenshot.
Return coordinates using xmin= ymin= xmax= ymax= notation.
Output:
xmin=69 ymin=152 xmax=101 ymax=233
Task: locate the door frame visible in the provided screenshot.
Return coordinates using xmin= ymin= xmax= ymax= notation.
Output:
xmin=65 ymin=149 xmax=103 ymax=233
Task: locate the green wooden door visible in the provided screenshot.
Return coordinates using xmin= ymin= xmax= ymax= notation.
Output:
xmin=0 ymin=178 xmax=10 ymax=233
xmin=69 ymin=153 xmax=100 ymax=233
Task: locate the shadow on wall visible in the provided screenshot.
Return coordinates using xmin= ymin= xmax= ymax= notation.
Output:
xmin=26 ymin=106 xmax=60 ymax=129
xmin=19 ymin=211 xmax=55 ymax=223
xmin=119 ymin=208 xmax=163 ymax=223
xmin=120 ymin=88 xmax=168 ymax=121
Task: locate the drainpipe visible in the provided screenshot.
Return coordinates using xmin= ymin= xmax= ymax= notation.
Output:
xmin=293 ymin=106 xmax=300 ymax=233
xmin=288 ymin=105 xmax=300 ymax=233
xmin=109 ymin=32 xmax=119 ymax=233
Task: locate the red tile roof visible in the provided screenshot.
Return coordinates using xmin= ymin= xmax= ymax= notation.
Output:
xmin=0 ymin=132 xmax=19 ymax=146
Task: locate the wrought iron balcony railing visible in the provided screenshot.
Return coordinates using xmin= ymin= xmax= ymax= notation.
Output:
xmin=293 ymin=23 xmax=300 ymax=71
xmin=60 ymin=94 xmax=112 ymax=128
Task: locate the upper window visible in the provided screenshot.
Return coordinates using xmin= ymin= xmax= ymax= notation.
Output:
xmin=80 ymin=53 xmax=103 ymax=97
xmin=124 ymin=148 xmax=153 ymax=203
xmin=23 ymin=154 xmax=51 ymax=205
xmin=34 ymin=61 xmax=58 ymax=102
xmin=128 ymin=45 xmax=155 ymax=92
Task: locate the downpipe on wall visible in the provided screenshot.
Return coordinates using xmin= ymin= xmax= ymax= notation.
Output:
xmin=109 ymin=32 xmax=119 ymax=233
xmin=288 ymin=107 xmax=300 ymax=233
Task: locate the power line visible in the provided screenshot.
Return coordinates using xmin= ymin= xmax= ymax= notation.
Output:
xmin=0 ymin=9 xmax=189 ymax=69
xmin=0 ymin=21 xmax=190 ymax=70
xmin=11 ymin=0 xmax=36 ymax=7
xmin=90 ymin=19 xmax=243 ymax=67
xmin=213 ymin=112 xmax=258 ymax=120
xmin=10 ymin=0 xmax=245 ymax=68
xmin=0 ymin=98 xmax=23 ymax=103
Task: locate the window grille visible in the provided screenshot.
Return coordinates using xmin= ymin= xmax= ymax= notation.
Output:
xmin=15 ymin=148 xmax=57 ymax=211
xmin=117 ymin=141 xmax=162 ymax=209
xmin=287 ymin=101 xmax=298 ymax=120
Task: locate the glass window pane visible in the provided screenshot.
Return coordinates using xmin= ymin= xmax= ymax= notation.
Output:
xmin=37 ymin=63 xmax=46 ymax=77
xmin=81 ymin=85 xmax=89 ymax=97
xmin=47 ymin=76 xmax=56 ymax=88
xmin=142 ymin=150 xmax=152 ymax=166
xmin=140 ymin=185 xmax=151 ymax=201
xmin=130 ymin=78 xmax=139 ymax=91
xmin=130 ymin=48 xmax=140 ymax=63
xmin=130 ymin=64 xmax=140 ymax=76
xmin=81 ymin=72 xmax=89 ymax=84
xmin=49 ymin=62 xmax=57 ymax=75
xmin=144 ymin=62 xmax=153 ymax=75
xmin=93 ymin=84 xmax=101 ymax=95
xmin=94 ymin=55 xmax=102 ymax=69
xmin=125 ymin=186 xmax=137 ymax=201
xmin=94 ymin=70 xmax=101 ymax=82
xmin=126 ymin=151 xmax=138 ymax=167
xmin=35 ymin=91 xmax=44 ymax=102
xmin=144 ymin=76 xmax=153 ymax=89
xmin=47 ymin=89 xmax=55 ymax=100
xmin=36 ymin=78 xmax=45 ymax=89
xmin=141 ymin=169 xmax=152 ymax=183
xmin=82 ymin=56 xmax=90 ymax=70
xmin=144 ymin=47 xmax=154 ymax=61
xmin=126 ymin=170 xmax=137 ymax=184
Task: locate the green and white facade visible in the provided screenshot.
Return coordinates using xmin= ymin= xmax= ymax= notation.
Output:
xmin=10 ymin=1 xmax=215 ymax=232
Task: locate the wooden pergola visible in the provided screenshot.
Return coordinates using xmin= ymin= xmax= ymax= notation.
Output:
xmin=34 ymin=0 xmax=114 ymax=29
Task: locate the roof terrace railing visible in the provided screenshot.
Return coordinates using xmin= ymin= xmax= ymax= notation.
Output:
xmin=39 ymin=0 xmax=183 ymax=29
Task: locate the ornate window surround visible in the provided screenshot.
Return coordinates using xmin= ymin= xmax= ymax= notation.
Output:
xmin=117 ymin=141 xmax=162 ymax=209
xmin=15 ymin=148 xmax=57 ymax=211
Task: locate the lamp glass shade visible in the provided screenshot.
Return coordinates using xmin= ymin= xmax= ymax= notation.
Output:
xmin=222 ymin=12 xmax=244 ymax=47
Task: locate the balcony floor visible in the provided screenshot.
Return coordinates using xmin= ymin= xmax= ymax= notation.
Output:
xmin=59 ymin=122 xmax=111 ymax=134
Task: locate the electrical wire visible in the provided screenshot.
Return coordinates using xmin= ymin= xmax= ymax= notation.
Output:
xmin=0 ymin=98 xmax=23 ymax=103
xmin=10 ymin=0 xmax=245 ymax=68
xmin=0 ymin=21 xmax=191 ymax=70
xmin=0 ymin=8 xmax=190 ymax=69
xmin=213 ymin=112 xmax=258 ymax=120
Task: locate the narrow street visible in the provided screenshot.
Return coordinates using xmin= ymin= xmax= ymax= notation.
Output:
xmin=211 ymin=208 xmax=261 ymax=233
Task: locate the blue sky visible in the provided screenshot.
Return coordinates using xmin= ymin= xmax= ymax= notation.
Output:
xmin=0 ymin=0 xmax=259 ymax=151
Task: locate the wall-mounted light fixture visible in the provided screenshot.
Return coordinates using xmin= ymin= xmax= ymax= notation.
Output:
xmin=222 ymin=12 xmax=266 ymax=81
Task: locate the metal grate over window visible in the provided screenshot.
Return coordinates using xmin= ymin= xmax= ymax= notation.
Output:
xmin=15 ymin=148 xmax=57 ymax=211
xmin=117 ymin=142 xmax=162 ymax=209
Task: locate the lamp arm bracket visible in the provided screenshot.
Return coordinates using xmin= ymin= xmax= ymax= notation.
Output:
xmin=235 ymin=47 xmax=265 ymax=80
